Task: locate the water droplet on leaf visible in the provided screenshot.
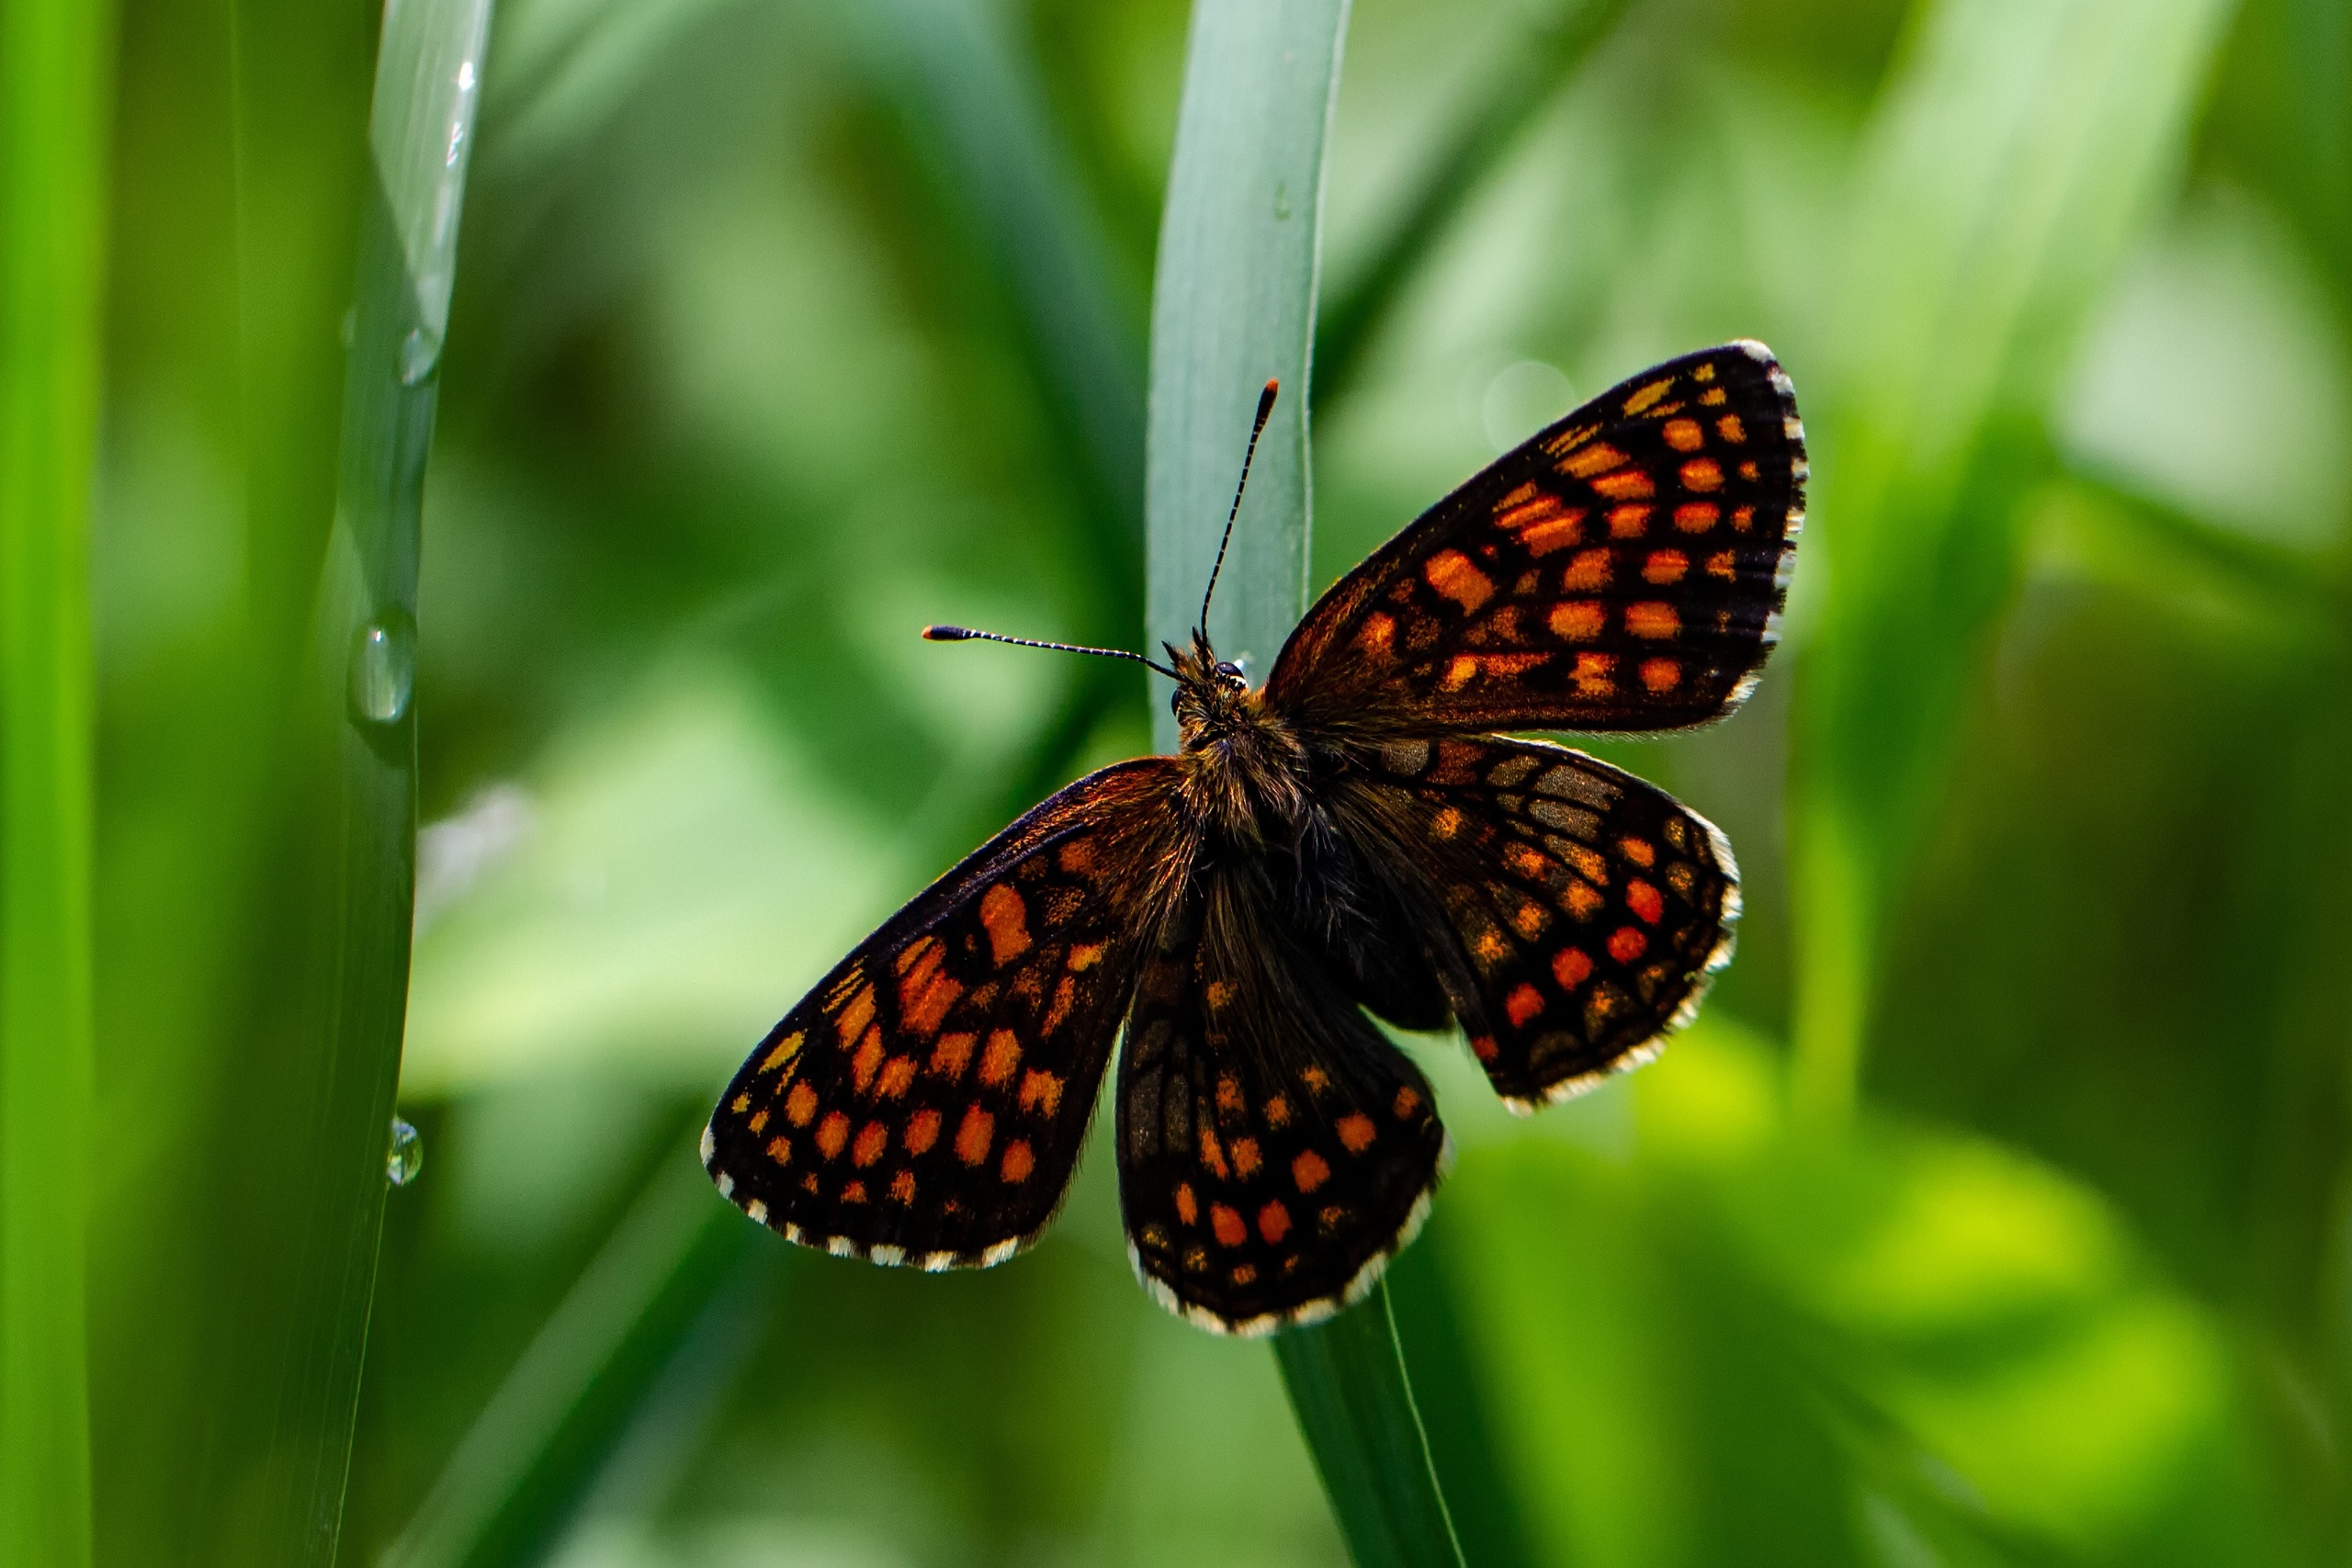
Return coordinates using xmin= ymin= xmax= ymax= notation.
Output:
xmin=349 ymin=612 xmax=415 ymax=726
xmin=399 ymin=328 xmax=441 ymax=386
xmin=387 ymin=1117 xmax=423 ymax=1186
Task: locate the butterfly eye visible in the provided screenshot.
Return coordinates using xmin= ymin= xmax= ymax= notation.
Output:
xmin=1214 ymin=660 xmax=1244 ymax=686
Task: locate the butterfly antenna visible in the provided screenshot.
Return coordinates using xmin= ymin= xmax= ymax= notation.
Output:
xmin=1198 ymin=378 xmax=1280 ymax=634
xmin=923 ymin=624 xmax=1177 ymax=679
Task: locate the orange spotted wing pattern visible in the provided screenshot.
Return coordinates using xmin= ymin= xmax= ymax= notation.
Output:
xmin=1336 ymin=735 xmax=1738 ymax=1110
xmin=1117 ymin=869 xmax=1448 ymax=1332
xmin=703 ymin=761 xmax=1182 ymax=1267
xmin=1267 ymin=342 xmax=1804 ymax=737
xmin=710 ymin=342 xmax=1802 ymax=1336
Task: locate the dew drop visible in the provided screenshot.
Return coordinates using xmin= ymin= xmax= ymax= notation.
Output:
xmin=387 ymin=1116 xmax=423 ymax=1186
xmin=348 ymin=611 xmax=415 ymax=726
xmin=399 ymin=327 xmax=442 ymax=386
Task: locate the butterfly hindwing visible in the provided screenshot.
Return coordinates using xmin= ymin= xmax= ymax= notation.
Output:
xmin=704 ymin=759 xmax=1182 ymax=1267
xmin=1337 ymin=735 xmax=1738 ymax=1109
xmin=1266 ymin=342 xmax=1804 ymax=737
xmin=1116 ymin=867 xmax=1449 ymax=1334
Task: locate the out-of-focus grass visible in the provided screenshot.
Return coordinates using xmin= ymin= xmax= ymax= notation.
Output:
xmin=1314 ymin=0 xmax=1632 ymax=402
xmin=88 ymin=0 xmax=381 ymax=1552
xmin=0 ymin=0 xmax=110 ymax=1562
xmin=381 ymin=1138 xmax=756 ymax=1568
xmin=1789 ymin=0 xmax=2237 ymax=1121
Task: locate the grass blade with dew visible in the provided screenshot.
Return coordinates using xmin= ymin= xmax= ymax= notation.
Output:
xmin=1147 ymin=4 xmax=1464 ymax=1563
xmin=0 ymin=0 xmax=112 ymax=1561
xmin=205 ymin=1 xmax=498 ymax=1559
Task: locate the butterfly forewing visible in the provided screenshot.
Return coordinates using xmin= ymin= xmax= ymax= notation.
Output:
xmin=1340 ymin=736 xmax=1738 ymax=1109
xmin=1267 ymin=342 xmax=1804 ymax=737
xmin=1117 ymin=869 xmax=1448 ymax=1334
xmin=704 ymin=760 xmax=1182 ymax=1266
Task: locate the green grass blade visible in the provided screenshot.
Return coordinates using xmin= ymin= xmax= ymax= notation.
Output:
xmin=1274 ymin=1286 xmax=1466 ymax=1568
xmin=313 ymin=0 xmax=498 ymax=1523
xmin=1315 ymin=0 xmax=1630 ymax=403
xmin=212 ymin=1 xmax=496 ymax=1558
xmin=1384 ymin=1222 xmax=1537 ymax=1568
xmin=0 ymin=0 xmax=111 ymax=1562
xmin=1147 ymin=0 xmax=1340 ymax=689
xmin=1148 ymin=6 xmax=1464 ymax=1564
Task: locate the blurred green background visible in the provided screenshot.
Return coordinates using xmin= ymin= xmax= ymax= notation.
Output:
xmin=56 ymin=0 xmax=2352 ymax=1561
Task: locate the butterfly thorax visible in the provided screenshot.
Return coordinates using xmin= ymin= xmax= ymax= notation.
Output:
xmin=1166 ymin=630 xmax=1308 ymax=842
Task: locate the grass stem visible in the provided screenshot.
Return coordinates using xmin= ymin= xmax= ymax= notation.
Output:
xmin=0 ymin=0 xmax=112 ymax=1559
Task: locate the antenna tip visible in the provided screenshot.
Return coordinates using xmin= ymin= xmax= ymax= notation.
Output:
xmin=922 ymin=624 xmax=971 ymax=641
xmin=1257 ymin=380 xmax=1280 ymax=415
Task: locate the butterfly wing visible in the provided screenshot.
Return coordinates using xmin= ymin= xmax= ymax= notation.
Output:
xmin=1117 ymin=863 xmax=1450 ymax=1335
xmin=1331 ymin=735 xmax=1739 ymax=1110
xmin=1265 ymin=342 xmax=1804 ymax=737
xmin=704 ymin=758 xmax=1184 ymax=1267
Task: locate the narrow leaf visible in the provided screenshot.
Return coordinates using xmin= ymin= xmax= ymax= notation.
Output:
xmin=0 ymin=0 xmax=111 ymax=1560
xmin=1147 ymin=6 xmax=1464 ymax=1564
xmin=210 ymin=0 xmax=498 ymax=1558
xmin=1274 ymin=1288 xmax=1467 ymax=1568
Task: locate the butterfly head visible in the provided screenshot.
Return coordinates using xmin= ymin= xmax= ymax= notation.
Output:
xmin=1167 ymin=628 xmax=1278 ymax=749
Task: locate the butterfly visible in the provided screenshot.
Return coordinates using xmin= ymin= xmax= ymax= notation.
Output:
xmin=704 ymin=342 xmax=1804 ymax=1335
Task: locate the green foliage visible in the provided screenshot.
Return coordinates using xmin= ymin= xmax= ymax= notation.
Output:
xmin=1442 ymin=1019 xmax=2255 ymax=1565
xmin=24 ymin=0 xmax=2352 ymax=1562
xmin=1790 ymin=0 xmax=2239 ymax=1120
